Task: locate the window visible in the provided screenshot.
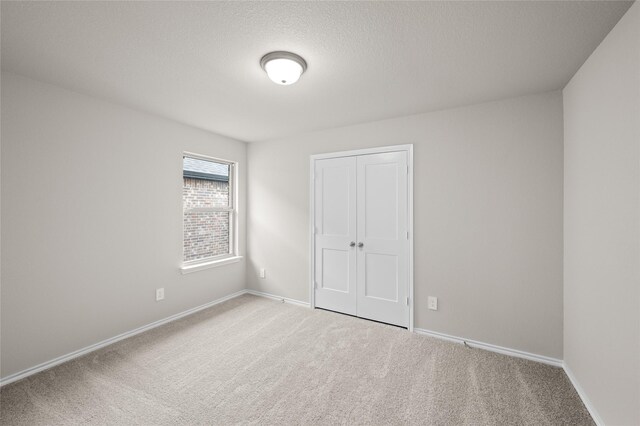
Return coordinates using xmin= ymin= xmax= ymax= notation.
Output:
xmin=182 ymin=153 xmax=236 ymax=267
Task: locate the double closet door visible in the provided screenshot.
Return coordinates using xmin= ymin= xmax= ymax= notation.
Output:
xmin=313 ymin=150 xmax=409 ymax=328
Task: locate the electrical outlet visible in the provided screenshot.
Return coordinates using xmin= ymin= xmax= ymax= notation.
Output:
xmin=428 ymin=296 xmax=438 ymax=311
xmin=260 ymin=268 xmax=266 ymax=279
xmin=156 ymin=288 xmax=165 ymax=301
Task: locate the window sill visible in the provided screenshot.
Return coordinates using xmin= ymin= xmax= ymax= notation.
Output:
xmin=180 ymin=256 xmax=243 ymax=274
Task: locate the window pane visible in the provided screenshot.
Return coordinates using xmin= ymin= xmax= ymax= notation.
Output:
xmin=183 ymin=157 xmax=230 ymax=208
xmin=183 ymin=156 xmax=233 ymax=263
xmin=183 ymin=210 xmax=230 ymax=262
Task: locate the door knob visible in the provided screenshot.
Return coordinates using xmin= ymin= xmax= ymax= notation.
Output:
xmin=358 ymin=242 xmax=364 ymax=248
xmin=349 ymin=241 xmax=356 ymax=247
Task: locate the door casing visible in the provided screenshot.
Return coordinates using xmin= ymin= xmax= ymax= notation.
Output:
xmin=309 ymin=144 xmax=414 ymax=331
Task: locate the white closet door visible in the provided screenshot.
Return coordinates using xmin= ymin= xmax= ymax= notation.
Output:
xmin=356 ymin=151 xmax=409 ymax=327
xmin=314 ymin=157 xmax=357 ymax=315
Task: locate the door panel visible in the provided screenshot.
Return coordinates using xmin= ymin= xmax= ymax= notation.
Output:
xmin=364 ymin=162 xmax=398 ymax=240
xmin=314 ymin=157 xmax=357 ymax=315
xmin=321 ymin=165 xmax=351 ymax=236
xmin=356 ymin=151 xmax=409 ymax=327
xmin=364 ymin=253 xmax=398 ymax=301
xmin=321 ymin=248 xmax=350 ymax=292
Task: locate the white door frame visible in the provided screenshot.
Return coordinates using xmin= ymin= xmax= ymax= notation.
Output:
xmin=309 ymin=144 xmax=414 ymax=331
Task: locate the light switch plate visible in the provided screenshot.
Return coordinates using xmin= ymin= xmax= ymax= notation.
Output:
xmin=156 ymin=288 xmax=165 ymax=301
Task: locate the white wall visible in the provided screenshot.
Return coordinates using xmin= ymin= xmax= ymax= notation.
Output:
xmin=563 ymin=2 xmax=640 ymax=425
xmin=248 ymin=91 xmax=564 ymax=359
xmin=0 ymin=73 xmax=247 ymax=378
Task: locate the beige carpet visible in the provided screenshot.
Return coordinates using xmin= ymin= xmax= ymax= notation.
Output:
xmin=1 ymin=294 xmax=593 ymax=425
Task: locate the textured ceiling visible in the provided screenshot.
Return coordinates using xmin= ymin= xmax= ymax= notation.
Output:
xmin=1 ymin=1 xmax=632 ymax=142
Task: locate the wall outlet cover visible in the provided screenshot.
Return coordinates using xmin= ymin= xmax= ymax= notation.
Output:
xmin=156 ymin=288 xmax=165 ymax=301
xmin=428 ymin=296 xmax=438 ymax=311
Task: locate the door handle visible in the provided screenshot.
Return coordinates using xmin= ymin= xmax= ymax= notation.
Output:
xmin=349 ymin=241 xmax=356 ymax=247
xmin=358 ymin=242 xmax=364 ymax=248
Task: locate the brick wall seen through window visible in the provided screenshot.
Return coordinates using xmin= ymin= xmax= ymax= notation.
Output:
xmin=182 ymin=155 xmax=233 ymax=263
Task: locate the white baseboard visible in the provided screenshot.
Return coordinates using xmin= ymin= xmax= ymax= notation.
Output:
xmin=0 ymin=289 xmax=248 ymax=387
xmin=563 ymin=362 xmax=603 ymax=426
xmin=245 ymin=289 xmax=310 ymax=308
xmin=413 ymin=327 xmax=563 ymax=367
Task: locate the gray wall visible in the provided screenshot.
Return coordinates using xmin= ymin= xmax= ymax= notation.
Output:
xmin=563 ymin=2 xmax=640 ymax=425
xmin=0 ymin=73 xmax=247 ymax=378
xmin=248 ymin=91 xmax=564 ymax=359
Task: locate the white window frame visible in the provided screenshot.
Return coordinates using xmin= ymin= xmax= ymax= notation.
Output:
xmin=181 ymin=152 xmax=241 ymax=273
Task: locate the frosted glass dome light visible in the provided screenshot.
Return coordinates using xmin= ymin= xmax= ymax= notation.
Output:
xmin=260 ymin=51 xmax=307 ymax=85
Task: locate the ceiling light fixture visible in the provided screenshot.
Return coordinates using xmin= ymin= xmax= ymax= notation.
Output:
xmin=260 ymin=51 xmax=307 ymax=86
